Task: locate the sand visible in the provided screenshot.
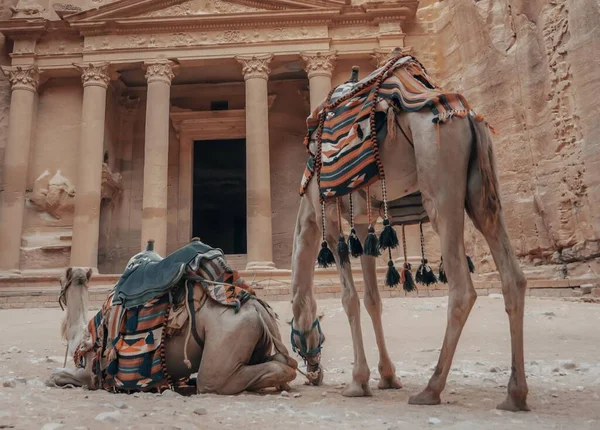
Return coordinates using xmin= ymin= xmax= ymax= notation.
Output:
xmin=1 ymin=295 xmax=599 ymax=429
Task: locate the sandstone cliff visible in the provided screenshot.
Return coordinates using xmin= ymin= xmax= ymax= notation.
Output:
xmin=407 ymin=0 xmax=600 ymax=278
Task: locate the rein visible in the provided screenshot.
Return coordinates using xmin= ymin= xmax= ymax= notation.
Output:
xmin=58 ymin=279 xmax=72 ymax=311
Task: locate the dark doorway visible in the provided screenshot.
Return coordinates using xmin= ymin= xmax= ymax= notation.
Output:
xmin=192 ymin=139 xmax=246 ymax=254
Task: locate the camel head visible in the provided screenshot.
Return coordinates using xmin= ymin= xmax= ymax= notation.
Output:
xmin=58 ymin=267 xmax=92 ymax=311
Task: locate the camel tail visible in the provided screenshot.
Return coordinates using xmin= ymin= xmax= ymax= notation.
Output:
xmin=467 ymin=115 xmax=501 ymax=229
xmin=60 ymin=268 xmax=91 ymax=357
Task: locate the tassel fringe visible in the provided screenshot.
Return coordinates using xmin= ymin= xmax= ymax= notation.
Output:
xmin=401 ymin=262 xmax=416 ymax=292
xmin=337 ymin=234 xmax=350 ymax=267
xmin=438 ymin=257 xmax=448 ymax=283
xmin=348 ymin=228 xmax=363 ymax=258
xmin=317 ymin=241 xmax=335 ymax=268
xmin=467 ymin=255 xmax=475 ymax=273
xmin=379 ymin=218 xmax=399 ymax=250
xmin=364 ymin=225 xmax=380 ymax=256
xmin=385 ymin=260 xmax=401 ymax=288
xmin=416 ymin=258 xmax=437 ymax=286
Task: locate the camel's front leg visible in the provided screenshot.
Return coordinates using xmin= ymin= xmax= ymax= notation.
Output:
xmin=355 ymin=224 xmax=402 ymax=390
xmin=324 ymin=214 xmax=371 ymax=397
xmin=290 ymin=194 xmax=324 ymax=383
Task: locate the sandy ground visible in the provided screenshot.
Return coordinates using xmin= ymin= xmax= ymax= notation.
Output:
xmin=0 ymin=295 xmax=599 ymax=430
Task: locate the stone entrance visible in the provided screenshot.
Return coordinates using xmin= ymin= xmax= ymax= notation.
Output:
xmin=192 ymin=138 xmax=247 ymax=256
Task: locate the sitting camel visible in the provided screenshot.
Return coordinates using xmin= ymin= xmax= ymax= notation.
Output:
xmin=50 ymin=242 xmax=297 ymax=395
xmin=290 ymin=55 xmax=528 ymax=411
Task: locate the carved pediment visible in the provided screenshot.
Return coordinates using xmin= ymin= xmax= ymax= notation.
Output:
xmin=65 ymin=0 xmax=341 ymax=22
xmin=138 ymin=0 xmax=263 ymax=18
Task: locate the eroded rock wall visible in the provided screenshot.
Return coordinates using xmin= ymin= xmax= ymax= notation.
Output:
xmin=407 ymin=0 xmax=600 ymax=278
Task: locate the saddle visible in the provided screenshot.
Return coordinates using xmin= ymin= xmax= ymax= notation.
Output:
xmin=112 ymin=239 xmax=224 ymax=309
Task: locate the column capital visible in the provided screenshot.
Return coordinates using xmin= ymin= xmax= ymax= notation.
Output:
xmin=1 ymin=65 xmax=40 ymax=93
xmin=300 ymin=50 xmax=337 ymax=79
xmin=143 ymin=59 xmax=178 ymax=85
xmin=73 ymin=62 xmax=112 ymax=89
xmin=235 ymin=54 xmax=273 ymax=81
xmin=371 ymin=47 xmax=413 ymax=68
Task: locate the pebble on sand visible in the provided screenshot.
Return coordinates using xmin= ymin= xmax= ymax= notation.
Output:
xmin=95 ymin=411 xmax=122 ymax=423
xmin=428 ymin=417 xmax=441 ymax=425
xmin=7 ymin=347 xmax=21 ymax=354
xmin=193 ymin=408 xmax=208 ymax=416
xmin=2 ymin=379 xmax=16 ymax=388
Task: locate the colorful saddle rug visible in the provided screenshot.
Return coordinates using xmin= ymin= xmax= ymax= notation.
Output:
xmin=299 ymin=55 xmax=474 ymax=201
xmin=75 ymin=241 xmax=257 ymax=393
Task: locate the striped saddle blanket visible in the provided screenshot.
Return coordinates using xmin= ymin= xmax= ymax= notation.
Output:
xmin=299 ymin=55 xmax=474 ymax=204
xmin=75 ymin=244 xmax=257 ymax=393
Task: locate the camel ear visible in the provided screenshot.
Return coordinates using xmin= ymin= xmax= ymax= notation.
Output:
xmin=86 ymin=268 xmax=93 ymax=281
xmin=65 ymin=267 xmax=73 ymax=281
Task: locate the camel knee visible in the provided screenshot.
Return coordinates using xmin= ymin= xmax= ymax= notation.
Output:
xmin=341 ymin=287 xmax=360 ymax=314
xmin=449 ymin=289 xmax=477 ymax=321
xmin=363 ymin=288 xmax=381 ymax=316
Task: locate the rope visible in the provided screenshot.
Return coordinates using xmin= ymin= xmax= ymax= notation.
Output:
xmin=402 ymin=225 xmax=408 ymax=264
xmin=336 ymin=199 xmax=343 ymax=231
xmin=182 ymin=282 xmax=193 ymax=369
xmin=366 ymin=185 xmax=372 ymax=227
xmin=349 ymin=194 xmax=355 ymax=229
xmin=419 ymin=222 xmax=426 ymax=260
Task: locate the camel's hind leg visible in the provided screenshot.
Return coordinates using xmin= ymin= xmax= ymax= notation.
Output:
xmin=406 ymin=114 xmax=476 ymax=405
xmin=355 ymin=223 xmax=402 ymax=390
xmin=466 ymin=125 xmax=529 ymax=411
xmin=196 ymin=308 xmax=295 ymax=395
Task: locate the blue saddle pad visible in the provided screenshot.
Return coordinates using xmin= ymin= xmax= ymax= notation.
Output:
xmin=112 ymin=240 xmax=220 ymax=309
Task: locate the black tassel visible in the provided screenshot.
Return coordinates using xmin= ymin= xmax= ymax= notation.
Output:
xmin=385 ymin=254 xmax=401 ymax=288
xmin=337 ymin=234 xmax=350 ymax=267
xmin=416 ymin=258 xmax=438 ymax=286
xmin=438 ymin=257 xmax=448 ymax=283
xmin=140 ymin=352 xmax=153 ymax=378
xmin=364 ymin=225 xmax=380 ymax=256
xmin=317 ymin=241 xmax=335 ymax=268
xmin=467 ymin=255 xmax=475 ymax=273
xmin=401 ymin=262 xmax=416 ymax=292
xmin=379 ymin=218 xmax=399 ymax=250
xmin=348 ymin=228 xmax=363 ymax=258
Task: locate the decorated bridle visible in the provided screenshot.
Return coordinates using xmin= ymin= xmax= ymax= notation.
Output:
xmin=290 ymin=317 xmax=324 ymax=363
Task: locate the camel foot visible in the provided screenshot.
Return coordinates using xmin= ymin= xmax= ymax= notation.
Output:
xmin=342 ymin=381 xmax=372 ymax=397
xmin=377 ymin=375 xmax=403 ymax=390
xmin=497 ymin=395 xmax=530 ymax=412
xmin=276 ymin=383 xmax=292 ymax=392
xmin=408 ymin=388 xmax=441 ymax=405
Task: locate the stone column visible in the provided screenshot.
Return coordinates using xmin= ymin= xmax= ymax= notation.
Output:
xmin=0 ymin=66 xmax=40 ymax=272
xmin=235 ymin=54 xmax=275 ymax=270
xmin=140 ymin=60 xmax=177 ymax=256
xmin=301 ymin=51 xmax=337 ymax=111
xmin=70 ymin=62 xmax=111 ymax=270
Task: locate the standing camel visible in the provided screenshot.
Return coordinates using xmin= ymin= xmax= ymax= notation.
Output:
xmin=290 ymin=58 xmax=529 ymax=412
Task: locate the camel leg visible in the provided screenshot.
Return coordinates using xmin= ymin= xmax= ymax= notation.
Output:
xmin=196 ymin=309 xmax=295 ymax=395
xmin=354 ymin=223 xmax=402 ymax=390
xmin=467 ymin=191 xmax=529 ymax=410
xmin=290 ymin=195 xmax=322 ymax=367
xmin=407 ymin=116 xmax=476 ymax=405
xmin=324 ymin=215 xmax=372 ymax=397
xmin=408 ymin=204 xmax=476 ymax=405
